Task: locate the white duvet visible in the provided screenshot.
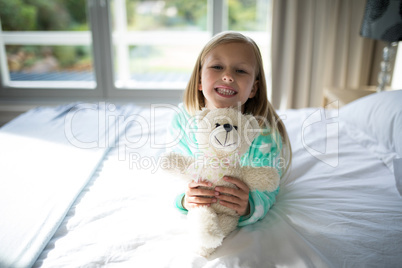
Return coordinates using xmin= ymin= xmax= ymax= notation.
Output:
xmin=31 ymin=105 xmax=402 ymax=268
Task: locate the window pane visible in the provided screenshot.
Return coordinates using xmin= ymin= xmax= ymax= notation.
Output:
xmin=122 ymin=0 xmax=207 ymax=31
xmin=228 ymin=0 xmax=270 ymax=31
xmin=111 ymin=0 xmax=209 ymax=89
xmin=6 ymin=45 xmax=94 ymax=82
xmin=391 ymin=41 xmax=402 ymax=89
xmin=0 ymin=0 xmax=95 ymax=86
xmin=114 ymin=43 xmax=204 ymax=88
xmin=0 ymin=0 xmax=89 ymax=31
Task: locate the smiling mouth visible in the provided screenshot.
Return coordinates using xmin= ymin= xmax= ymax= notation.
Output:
xmin=215 ymin=87 xmax=237 ymax=96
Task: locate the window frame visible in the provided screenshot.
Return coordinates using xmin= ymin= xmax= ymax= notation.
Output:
xmin=0 ymin=0 xmax=269 ymax=103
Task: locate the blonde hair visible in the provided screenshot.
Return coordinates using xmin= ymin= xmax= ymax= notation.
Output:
xmin=183 ymin=31 xmax=292 ymax=177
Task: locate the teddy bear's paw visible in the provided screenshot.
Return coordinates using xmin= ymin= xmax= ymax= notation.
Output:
xmin=190 ymin=222 xmax=224 ymax=249
xmin=188 ymin=207 xmax=225 ymax=248
xmin=199 ymin=227 xmax=224 ymax=249
xmin=195 ymin=246 xmax=216 ymax=258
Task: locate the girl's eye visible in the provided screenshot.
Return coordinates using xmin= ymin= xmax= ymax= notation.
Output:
xmin=215 ymin=123 xmax=221 ymax=128
xmin=212 ymin=66 xmax=223 ymax=70
xmin=236 ymin=69 xmax=247 ymax=74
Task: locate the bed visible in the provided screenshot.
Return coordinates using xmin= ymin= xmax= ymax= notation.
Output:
xmin=1 ymin=90 xmax=401 ymax=268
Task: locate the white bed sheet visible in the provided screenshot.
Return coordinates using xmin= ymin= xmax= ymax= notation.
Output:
xmin=31 ymin=105 xmax=402 ymax=268
xmin=0 ymin=103 xmax=125 ymax=268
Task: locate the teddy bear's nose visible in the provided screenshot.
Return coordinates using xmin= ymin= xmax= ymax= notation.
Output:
xmin=223 ymin=124 xmax=232 ymax=132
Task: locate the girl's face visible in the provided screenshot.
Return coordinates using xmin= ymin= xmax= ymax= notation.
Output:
xmin=199 ymin=42 xmax=258 ymax=111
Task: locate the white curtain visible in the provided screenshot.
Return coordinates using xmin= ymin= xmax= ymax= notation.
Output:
xmin=271 ymin=0 xmax=378 ymax=109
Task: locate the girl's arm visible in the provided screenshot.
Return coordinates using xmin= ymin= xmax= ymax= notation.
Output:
xmin=238 ymin=188 xmax=279 ymax=226
xmin=175 ymin=180 xmax=280 ymax=226
xmin=236 ymin=131 xmax=283 ymax=226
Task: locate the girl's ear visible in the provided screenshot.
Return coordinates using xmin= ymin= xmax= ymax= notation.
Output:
xmin=249 ymin=80 xmax=259 ymax=98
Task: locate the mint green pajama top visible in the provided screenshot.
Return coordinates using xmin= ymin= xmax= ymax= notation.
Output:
xmin=167 ymin=104 xmax=281 ymax=227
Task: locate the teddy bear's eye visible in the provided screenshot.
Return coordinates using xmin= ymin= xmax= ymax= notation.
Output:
xmin=215 ymin=123 xmax=221 ymax=128
xmin=234 ymin=126 xmax=238 ymax=131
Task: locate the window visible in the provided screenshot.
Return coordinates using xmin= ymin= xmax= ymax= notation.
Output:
xmin=111 ymin=0 xmax=209 ymax=90
xmin=0 ymin=0 xmax=95 ymax=87
xmin=0 ymin=0 xmax=272 ymax=101
xmin=391 ymin=41 xmax=402 ymax=90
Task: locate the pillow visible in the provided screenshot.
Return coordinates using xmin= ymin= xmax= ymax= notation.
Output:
xmin=340 ymin=90 xmax=402 ymax=171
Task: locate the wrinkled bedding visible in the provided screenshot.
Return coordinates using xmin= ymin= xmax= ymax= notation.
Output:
xmin=1 ymin=101 xmax=401 ymax=268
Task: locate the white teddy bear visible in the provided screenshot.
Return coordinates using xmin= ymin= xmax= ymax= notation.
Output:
xmin=162 ymin=107 xmax=280 ymax=257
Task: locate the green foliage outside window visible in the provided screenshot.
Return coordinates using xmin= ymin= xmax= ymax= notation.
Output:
xmin=125 ymin=0 xmax=207 ymax=31
xmin=0 ymin=0 xmax=88 ymax=31
xmin=0 ymin=0 xmax=262 ymax=32
xmin=0 ymin=0 xmax=90 ymax=73
xmin=0 ymin=0 xmax=266 ymax=74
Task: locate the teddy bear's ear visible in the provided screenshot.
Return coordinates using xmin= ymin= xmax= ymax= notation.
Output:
xmin=195 ymin=108 xmax=210 ymax=122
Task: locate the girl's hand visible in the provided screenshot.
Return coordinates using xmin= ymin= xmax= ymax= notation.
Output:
xmin=214 ymin=176 xmax=250 ymax=216
xmin=183 ymin=180 xmax=217 ymax=210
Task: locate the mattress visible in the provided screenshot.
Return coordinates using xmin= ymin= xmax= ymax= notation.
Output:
xmin=0 ymin=91 xmax=401 ymax=268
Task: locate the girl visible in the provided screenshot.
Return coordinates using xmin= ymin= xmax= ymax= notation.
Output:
xmin=168 ymin=31 xmax=291 ymax=226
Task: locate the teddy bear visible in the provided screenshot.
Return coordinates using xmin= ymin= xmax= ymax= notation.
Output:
xmin=161 ymin=107 xmax=280 ymax=257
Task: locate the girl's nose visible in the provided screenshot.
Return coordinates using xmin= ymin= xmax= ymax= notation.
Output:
xmin=222 ymin=73 xmax=234 ymax=82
